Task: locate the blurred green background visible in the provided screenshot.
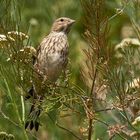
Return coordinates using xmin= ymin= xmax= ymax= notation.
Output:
xmin=0 ymin=0 xmax=140 ymax=140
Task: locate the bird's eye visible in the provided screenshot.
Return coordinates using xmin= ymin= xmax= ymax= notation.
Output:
xmin=60 ymin=18 xmax=64 ymax=22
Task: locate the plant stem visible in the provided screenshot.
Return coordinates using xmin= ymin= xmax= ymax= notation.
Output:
xmin=88 ymin=119 xmax=93 ymax=140
xmin=4 ymin=78 xmax=29 ymax=140
xmin=21 ymin=94 xmax=25 ymax=122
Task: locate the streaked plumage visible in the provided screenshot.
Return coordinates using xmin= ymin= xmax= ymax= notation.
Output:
xmin=34 ymin=31 xmax=68 ymax=82
xmin=25 ymin=17 xmax=75 ymax=131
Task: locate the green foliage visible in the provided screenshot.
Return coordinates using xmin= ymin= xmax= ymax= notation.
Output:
xmin=1 ymin=0 xmax=140 ymax=140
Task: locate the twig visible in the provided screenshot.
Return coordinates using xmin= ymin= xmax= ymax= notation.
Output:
xmin=108 ymin=0 xmax=131 ymax=21
xmin=88 ymin=119 xmax=93 ymax=140
xmin=90 ymin=65 xmax=98 ymax=97
xmin=47 ymin=114 xmax=82 ymax=140
xmin=116 ymin=132 xmax=127 ymax=140
xmin=56 ymin=123 xmax=83 ymax=140
xmin=0 ymin=110 xmax=37 ymax=140
xmin=0 ymin=110 xmax=20 ymax=128
xmin=94 ymin=118 xmax=109 ymax=127
xmin=94 ymin=107 xmax=115 ymax=113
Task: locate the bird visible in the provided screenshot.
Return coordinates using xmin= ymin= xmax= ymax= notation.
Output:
xmin=25 ymin=17 xmax=75 ymax=131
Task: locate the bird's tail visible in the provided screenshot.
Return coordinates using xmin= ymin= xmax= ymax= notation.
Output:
xmin=25 ymin=86 xmax=43 ymax=131
xmin=25 ymin=103 xmax=41 ymax=131
xmin=25 ymin=86 xmax=34 ymax=100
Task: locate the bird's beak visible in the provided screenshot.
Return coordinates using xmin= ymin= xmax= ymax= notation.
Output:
xmin=69 ymin=19 xmax=75 ymax=25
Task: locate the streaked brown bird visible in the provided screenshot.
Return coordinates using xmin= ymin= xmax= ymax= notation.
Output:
xmin=25 ymin=17 xmax=75 ymax=131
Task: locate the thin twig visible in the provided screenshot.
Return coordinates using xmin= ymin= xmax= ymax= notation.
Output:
xmin=90 ymin=65 xmax=98 ymax=97
xmin=47 ymin=114 xmax=82 ymax=140
xmin=56 ymin=123 xmax=83 ymax=140
xmin=0 ymin=110 xmax=37 ymax=139
xmin=88 ymin=119 xmax=93 ymax=140
xmin=108 ymin=0 xmax=131 ymax=21
xmin=0 ymin=110 xmax=20 ymax=128
xmin=94 ymin=107 xmax=115 ymax=113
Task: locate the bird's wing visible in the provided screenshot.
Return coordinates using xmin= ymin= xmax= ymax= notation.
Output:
xmin=33 ymin=35 xmax=49 ymax=65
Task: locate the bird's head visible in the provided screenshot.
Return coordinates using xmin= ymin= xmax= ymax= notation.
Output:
xmin=51 ymin=17 xmax=75 ymax=34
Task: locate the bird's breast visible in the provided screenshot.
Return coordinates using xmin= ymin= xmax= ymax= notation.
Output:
xmin=35 ymin=32 xmax=68 ymax=81
xmin=44 ymin=48 xmax=68 ymax=81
